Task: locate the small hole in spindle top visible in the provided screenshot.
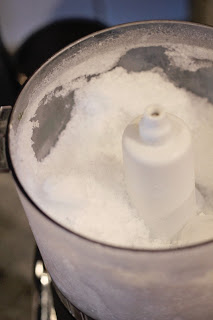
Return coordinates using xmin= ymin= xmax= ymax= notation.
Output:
xmin=151 ymin=111 xmax=160 ymax=117
xmin=145 ymin=105 xmax=164 ymax=119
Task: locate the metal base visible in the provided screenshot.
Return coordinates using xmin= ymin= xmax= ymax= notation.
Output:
xmin=33 ymin=248 xmax=94 ymax=320
xmin=53 ymin=284 xmax=92 ymax=320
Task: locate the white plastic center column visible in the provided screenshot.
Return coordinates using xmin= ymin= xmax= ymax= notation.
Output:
xmin=122 ymin=105 xmax=196 ymax=241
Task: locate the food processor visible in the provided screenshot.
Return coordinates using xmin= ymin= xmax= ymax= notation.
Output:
xmin=2 ymin=21 xmax=213 ymax=320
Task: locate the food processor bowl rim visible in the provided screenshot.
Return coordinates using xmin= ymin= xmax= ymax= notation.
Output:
xmin=7 ymin=20 xmax=213 ymax=254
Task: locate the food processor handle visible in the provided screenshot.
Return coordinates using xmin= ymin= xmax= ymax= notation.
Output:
xmin=0 ymin=105 xmax=12 ymax=172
